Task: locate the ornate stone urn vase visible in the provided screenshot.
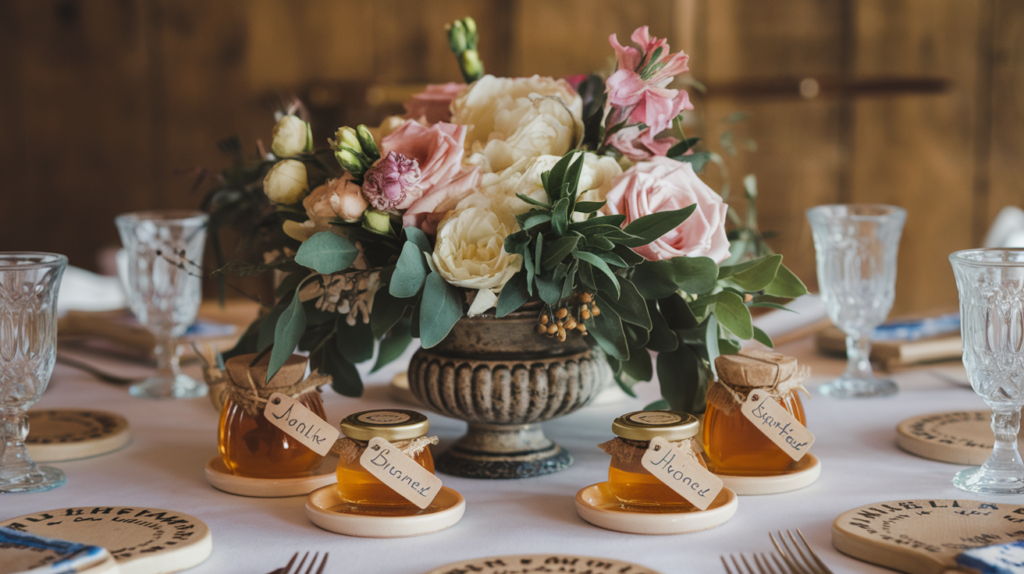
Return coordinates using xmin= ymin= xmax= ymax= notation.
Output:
xmin=407 ymin=310 xmax=612 ymax=479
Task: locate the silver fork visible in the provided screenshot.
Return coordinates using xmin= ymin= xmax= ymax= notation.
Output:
xmin=270 ymin=552 xmax=329 ymax=574
xmin=769 ymin=529 xmax=833 ymax=574
xmin=721 ymin=552 xmax=791 ymax=574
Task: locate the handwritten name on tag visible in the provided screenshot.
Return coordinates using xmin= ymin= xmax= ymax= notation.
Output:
xmin=263 ymin=392 xmax=339 ymax=457
xmin=641 ymin=437 xmax=724 ymax=511
xmin=359 ymin=437 xmax=442 ymax=509
xmin=740 ymin=391 xmax=815 ymax=461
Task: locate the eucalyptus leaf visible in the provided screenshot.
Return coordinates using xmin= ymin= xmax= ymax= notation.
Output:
xmin=575 ymin=201 xmax=607 ymax=213
xmin=370 ymin=288 xmax=407 ymax=339
xmin=621 ymin=349 xmax=653 ymax=386
xmin=523 ymin=211 xmax=552 ymax=230
xmin=322 ymin=342 xmax=363 ymax=397
xmin=404 ymin=226 xmax=432 ymax=253
xmin=718 ymin=254 xmax=782 ymax=292
xmin=596 ymin=279 xmax=650 ymax=330
xmin=294 ymin=232 xmax=358 ymax=274
xmin=659 ymin=294 xmax=698 ymax=330
xmin=536 ymin=265 xmax=566 ymax=305
xmin=718 ymin=337 xmax=742 ymax=356
xmin=540 ymin=235 xmax=579 ymax=271
xmin=577 ymin=261 xmax=597 ymax=290
xmin=585 ymin=304 xmax=629 ymax=360
xmin=419 ymin=272 xmax=464 ymax=348
xmin=390 ymin=241 xmax=429 ymax=298
xmin=575 ymin=251 xmax=619 ymax=298
xmin=620 ymin=206 xmax=696 ymax=248
xmin=552 ymin=197 xmax=570 ymax=236
xmin=675 ymin=151 xmax=712 ymax=172
xmin=585 ymin=235 xmax=616 ymax=252
xmin=656 ymin=344 xmax=707 ymax=414
xmin=714 ymin=291 xmax=753 ymax=340
xmin=372 ymin=317 xmax=412 ymax=372
xmin=764 ymin=263 xmax=808 ymax=298
xmin=257 ymin=300 xmax=289 ymax=352
xmin=752 ymin=326 xmax=774 ymax=348
xmin=646 ymin=301 xmax=679 ymax=352
xmin=496 ymin=271 xmax=529 ymax=317
xmin=631 ymin=257 xmax=718 ymax=299
xmin=267 ymin=289 xmax=306 ymax=382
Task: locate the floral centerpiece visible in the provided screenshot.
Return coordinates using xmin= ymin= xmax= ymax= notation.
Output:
xmin=206 ymin=19 xmax=806 ymax=423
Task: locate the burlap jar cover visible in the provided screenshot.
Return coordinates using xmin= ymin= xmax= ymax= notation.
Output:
xmin=598 ymin=437 xmax=707 ymax=474
xmin=707 ymin=349 xmax=810 ymax=416
xmin=332 ymin=436 xmax=439 ymax=462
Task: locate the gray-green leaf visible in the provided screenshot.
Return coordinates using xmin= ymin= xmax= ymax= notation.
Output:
xmin=294 ymin=232 xmax=358 ymax=274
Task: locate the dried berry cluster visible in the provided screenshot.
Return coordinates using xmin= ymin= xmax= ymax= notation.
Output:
xmin=535 ymin=292 xmax=601 ymax=342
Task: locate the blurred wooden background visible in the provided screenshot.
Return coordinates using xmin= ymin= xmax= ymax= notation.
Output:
xmin=1 ymin=0 xmax=1021 ymax=317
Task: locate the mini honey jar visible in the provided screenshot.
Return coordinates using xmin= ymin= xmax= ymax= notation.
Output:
xmin=599 ymin=410 xmax=704 ymax=511
xmin=702 ymin=350 xmax=809 ymax=476
xmin=335 ymin=409 xmax=437 ymax=515
xmin=218 ymin=353 xmax=327 ymax=478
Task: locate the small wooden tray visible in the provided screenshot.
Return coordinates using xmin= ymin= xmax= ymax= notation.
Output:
xmin=574 ymin=483 xmax=737 ymax=535
xmin=833 ymin=499 xmax=1024 ymax=574
xmin=25 ymin=410 xmax=130 ymax=462
xmin=896 ymin=411 xmax=1022 ymax=465
xmin=0 ymin=506 xmax=212 ymax=574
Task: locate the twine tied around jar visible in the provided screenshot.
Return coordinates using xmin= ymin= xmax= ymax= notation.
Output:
xmin=598 ymin=437 xmax=706 ymax=474
xmin=707 ymin=349 xmax=810 ymax=415
xmin=226 ymin=368 xmax=328 ymax=417
xmin=332 ymin=436 xmax=440 ymax=463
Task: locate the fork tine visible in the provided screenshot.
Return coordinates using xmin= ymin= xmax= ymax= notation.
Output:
xmin=721 ymin=555 xmax=737 ymax=574
xmin=785 ymin=529 xmax=818 ymax=574
xmin=314 ymin=552 xmax=329 ymax=574
xmin=771 ymin=531 xmax=810 ymax=574
xmin=794 ymin=529 xmax=834 ymax=574
xmin=754 ymin=553 xmax=782 ymax=574
xmin=303 ymin=552 xmax=319 ymax=574
xmin=280 ymin=552 xmax=298 ymax=574
xmin=768 ymin=553 xmax=791 ymax=574
xmin=292 ymin=551 xmax=310 ymax=574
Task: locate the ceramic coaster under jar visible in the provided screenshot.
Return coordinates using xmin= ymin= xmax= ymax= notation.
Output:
xmin=702 ymin=350 xmax=820 ymax=495
xmin=0 ymin=506 xmax=212 ymax=574
xmin=205 ymin=454 xmax=338 ymax=497
xmin=305 ymin=409 xmax=465 ymax=537
xmin=25 ymin=410 xmax=130 ymax=462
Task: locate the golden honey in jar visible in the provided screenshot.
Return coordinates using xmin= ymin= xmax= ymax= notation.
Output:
xmin=218 ymin=353 xmax=326 ymax=478
xmin=702 ymin=350 xmax=808 ymax=476
xmin=600 ymin=410 xmax=703 ymax=511
xmin=336 ymin=409 xmax=435 ymax=515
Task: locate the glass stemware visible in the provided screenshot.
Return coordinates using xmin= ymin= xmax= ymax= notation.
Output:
xmin=116 ymin=210 xmax=208 ymax=399
xmin=0 ymin=252 xmax=67 ymax=493
xmin=807 ymin=204 xmax=906 ymax=398
xmin=950 ymin=248 xmax=1024 ymax=494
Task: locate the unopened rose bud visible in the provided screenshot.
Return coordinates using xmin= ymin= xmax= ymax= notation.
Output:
xmin=335 ymin=148 xmax=367 ymax=177
xmin=263 ymin=159 xmax=309 ymax=205
xmin=459 ymin=50 xmax=484 ymax=82
xmin=334 ymin=126 xmax=361 ymax=152
xmin=447 ymin=20 xmax=468 ymax=53
xmin=356 ymin=125 xmax=380 ymax=161
xmin=271 ymin=115 xmax=312 ymax=158
xmin=362 ymin=209 xmax=392 ymax=235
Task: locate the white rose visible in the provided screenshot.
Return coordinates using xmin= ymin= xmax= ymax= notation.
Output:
xmin=432 ymin=200 xmax=522 ymax=293
xmin=451 ymin=75 xmax=583 ymax=173
xmin=271 ymin=115 xmax=312 ymax=157
xmin=263 ymin=159 xmax=309 ymax=204
xmin=470 ymin=153 xmax=622 ymax=217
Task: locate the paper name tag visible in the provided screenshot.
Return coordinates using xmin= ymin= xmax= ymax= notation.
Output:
xmin=263 ymin=392 xmax=339 ymax=457
xmin=641 ymin=437 xmax=724 ymax=511
xmin=740 ymin=390 xmax=815 ymax=461
xmin=359 ymin=437 xmax=442 ymax=509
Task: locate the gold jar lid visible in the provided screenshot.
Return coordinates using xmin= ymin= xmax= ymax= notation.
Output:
xmin=611 ymin=410 xmax=698 ymax=441
xmin=339 ymin=409 xmax=429 ymax=442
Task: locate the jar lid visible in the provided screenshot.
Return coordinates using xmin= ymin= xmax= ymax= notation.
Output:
xmin=339 ymin=409 xmax=429 ymax=441
xmin=611 ymin=410 xmax=699 ymax=441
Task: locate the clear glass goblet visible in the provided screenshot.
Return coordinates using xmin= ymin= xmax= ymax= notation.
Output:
xmin=116 ymin=210 xmax=208 ymax=399
xmin=950 ymin=248 xmax=1024 ymax=494
xmin=807 ymin=204 xmax=906 ymax=398
xmin=0 ymin=252 xmax=67 ymax=493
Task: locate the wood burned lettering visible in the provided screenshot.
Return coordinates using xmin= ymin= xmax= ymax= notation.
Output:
xmin=640 ymin=437 xmax=724 ymax=511
xmin=740 ymin=391 xmax=815 ymax=461
xmin=263 ymin=392 xmax=339 ymax=457
xmin=359 ymin=437 xmax=442 ymax=509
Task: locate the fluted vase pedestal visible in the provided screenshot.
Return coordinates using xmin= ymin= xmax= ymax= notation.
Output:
xmin=407 ymin=310 xmax=612 ymax=479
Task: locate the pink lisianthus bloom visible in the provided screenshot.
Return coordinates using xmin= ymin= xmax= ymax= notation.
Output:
xmin=402 ymin=166 xmax=482 ymax=236
xmin=403 ymin=83 xmax=466 ymax=125
xmin=605 ymin=26 xmax=693 ymax=136
xmin=605 ymin=156 xmax=730 ymax=263
xmin=608 ymin=125 xmax=679 ymax=162
xmin=368 ymin=120 xmax=468 ymax=212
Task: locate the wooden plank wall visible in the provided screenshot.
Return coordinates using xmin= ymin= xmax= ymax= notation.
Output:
xmin=0 ymin=0 xmax=1020 ymax=317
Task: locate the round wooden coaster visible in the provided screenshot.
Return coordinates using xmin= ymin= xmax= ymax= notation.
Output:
xmin=895 ymin=410 xmax=1023 ymax=465
xmin=715 ymin=454 xmax=821 ymax=495
xmin=305 ymin=484 xmax=465 ymax=538
xmin=574 ymin=482 xmax=737 ymax=535
xmin=833 ymin=499 xmax=1024 ymax=574
xmin=205 ymin=454 xmax=338 ymax=497
xmin=25 ymin=410 xmax=130 ymax=462
xmin=424 ymin=554 xmax=664 ymax=574
xmin=0 ymin=506 xmax=212 ymax=574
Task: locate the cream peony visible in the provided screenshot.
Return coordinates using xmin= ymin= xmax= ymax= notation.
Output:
xmin=271 ymin=115 xmax=312 ymax=157
xmin=470 ymin=153 xmax=622 ymax=217
xmin=263 ymin=159 xmax=309 ymax=205
xmin=451 ymin=75 xmax=583 ymax=173
xmin=432 ymin=199 xmax=522 ymax=293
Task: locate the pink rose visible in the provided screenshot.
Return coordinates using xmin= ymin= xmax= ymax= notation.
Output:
xmin=403 ymin=83 xmax=465 ymax=125
xmin=605 ymin=156 xmax=730 ymax=263
xmin=303 ymin=175 xmax=369 ymax=228
xmin=605 ymin=26 xmax=693 ymax=135
xmin=376 ymin=121 xmax=467 ymax=211
xmin=608 ymin=125 xmax=679 ymax=161
xmin=402 ymin=166 xmax=482 ymax=236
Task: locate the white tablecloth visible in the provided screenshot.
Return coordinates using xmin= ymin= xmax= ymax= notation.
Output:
xmin=5 ymin=339 xmax=1011 ymax=574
